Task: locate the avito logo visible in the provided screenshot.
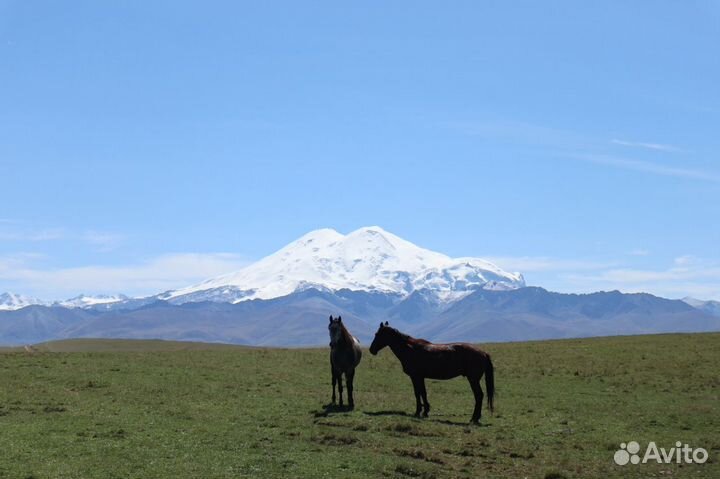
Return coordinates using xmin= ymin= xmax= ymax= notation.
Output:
xmin=614 ymin=441 xmax=709 ymax=466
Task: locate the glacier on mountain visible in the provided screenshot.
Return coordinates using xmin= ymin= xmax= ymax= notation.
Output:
xmin=163 ymin=226 xmax=525 ymax=305
xmin=54 ymin=294 xmax=129 ymax=309
xmin=0 ymin=292 xmax=47 ymax=311
xmin=0 ymin=292 xmax=129 ymax=311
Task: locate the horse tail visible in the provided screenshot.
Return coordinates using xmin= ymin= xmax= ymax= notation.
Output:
xmin=485 ymin=354 xmax=495 ymax=413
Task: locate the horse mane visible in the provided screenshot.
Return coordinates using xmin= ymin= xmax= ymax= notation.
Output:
xmin=388 ymin=326 xmax=429 ymax=346
xmin=335 ymin=320 xmax=355 ymax=346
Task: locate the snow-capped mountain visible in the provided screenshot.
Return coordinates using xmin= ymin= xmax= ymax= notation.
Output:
xmin=54 ymin=294 xmax=129 ymax=309
xmin=0 ymin=292 xmax=47 ymax=311
xmin=0 ymin=292 xmax=129 ymax=311
xmin=2 ymin=227 xmax=719 ymax=346
xmin=162 ymin=226 xmax=525 ymax=304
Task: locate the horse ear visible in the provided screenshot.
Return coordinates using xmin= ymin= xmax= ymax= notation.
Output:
xmin=384 ymin=321 xmax=389 ymax=326
xmin=379 ymin=322 xmax=383 ymax=328
xmin=329 ymin=315 xmax=333 ymax=323
xmin=338 ymin=316 xmax=342 ymax=323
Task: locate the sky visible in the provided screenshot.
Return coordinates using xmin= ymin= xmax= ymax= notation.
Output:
xmin=1 ymin=1 xmax=719 ymax=301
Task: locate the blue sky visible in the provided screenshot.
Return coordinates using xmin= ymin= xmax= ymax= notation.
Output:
xmin=1 ymin=1 xmax=719 ymax=300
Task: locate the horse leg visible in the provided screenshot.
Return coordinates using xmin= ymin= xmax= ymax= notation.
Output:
xmin=419 ymin=378 xmax=430 ymax=417
xmin=411 ymin=376 xmax=423 ymax=417
xmin=331 ymin=367 xmax=337 ymax=404
xmin=468 ymin=376 xmax=484 ymax=424
xmin=346 ymin=368 xmax=355 ymax=410
xmin=337 ymin=372 xmax=344 ymax=407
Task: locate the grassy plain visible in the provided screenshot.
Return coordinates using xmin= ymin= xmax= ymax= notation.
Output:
xmin=1 ymin=333 xmax=718 ymax=478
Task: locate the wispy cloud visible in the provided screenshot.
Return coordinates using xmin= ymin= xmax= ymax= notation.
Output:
xmin=443 ymin=119 xmax=589 ymax=150
xmin=0 ymin=253 xmax=250 ymax=299
xmin=611 ymin=139 xmax=683 ymax=153
xmin=562 ymin=255 xmax=720 ymax=300
xmin=486 ymin=253 xmax=720 ymax=301
xmin=0 ymin=224 xmax=124 ymax=250
xmin=576 ymin=154 xmax=720 ymax=183
xmin=447 ymin=117 xmax=718 ymax=184
xmin=79 ymin=231 xmax=124 ymax=252
xmin=485 ymin=256 xmax=616 ymax=273
xmin=0 ymin=228 xmax=66 ymax=242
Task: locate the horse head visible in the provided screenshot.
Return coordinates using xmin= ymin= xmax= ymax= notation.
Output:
xmin=369 ymin=321 xmax=392 ymax=355
xmin=328 ymin=315 xmax=344 ymax=346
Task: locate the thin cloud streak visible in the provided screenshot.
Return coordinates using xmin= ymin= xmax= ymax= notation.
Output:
xmin=577 ymin=154 xmax=720 ymax=183
xmin=611 ymin=139 xmax=683 ymax=153
xmin=485 ymin=256 xmax=617 ymax=273
xmin=446 ymin=117 xmax=718 ymax=183
xmin=79 ymin=231 xmax=125 ymax=251
xmin=0 ymin=228 xmax=66 ymax=242
xmin=0 ymin=225 xmax=125 ymax=250
xmin=442 ymin=119 xmax=591 ymax=150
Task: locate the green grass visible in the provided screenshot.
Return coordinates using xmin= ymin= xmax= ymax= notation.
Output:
xmin=1 ymin=333 xmax=718 ymax=478
xmin=26 ymin=338 xmax=251 ymax=353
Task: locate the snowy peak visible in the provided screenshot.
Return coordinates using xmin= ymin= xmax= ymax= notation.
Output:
xmin=0 ymin=292 xmax=130 ymax=311
xmin=0 ymin=292 xmax=47 ymax=311
xmin=55 ymin=294 xmax=129 ymax=309
xmin=166 ymin=226 xmax=525 ymax=304
xmin=1 ymin=227 xmax=525 ymax=310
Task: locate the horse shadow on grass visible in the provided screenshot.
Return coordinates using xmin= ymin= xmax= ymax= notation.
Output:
xmin=363 ymin=409 xmax=491 ymax=427
xmin=363 ymin=409 xmax=412 ymax=417
xmin=311 ymin=406 xmax=491 ymax=427
xmin=311 ymin=403 xmax=355 ymax=418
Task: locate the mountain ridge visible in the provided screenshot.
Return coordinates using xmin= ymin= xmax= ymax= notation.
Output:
xmin=2 ymin=226 xmax=718 ymax=346
xmin=2 ymin=226 xmax=525 ymax=310
xmin=1 ymin=286 xmax=718 ymax=347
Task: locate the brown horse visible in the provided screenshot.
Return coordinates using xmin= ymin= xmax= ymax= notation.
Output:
xmin=328 ymin=315 xmax=362 ymax=409
xmin=369 ymin=321 xmax=494 ymax=424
